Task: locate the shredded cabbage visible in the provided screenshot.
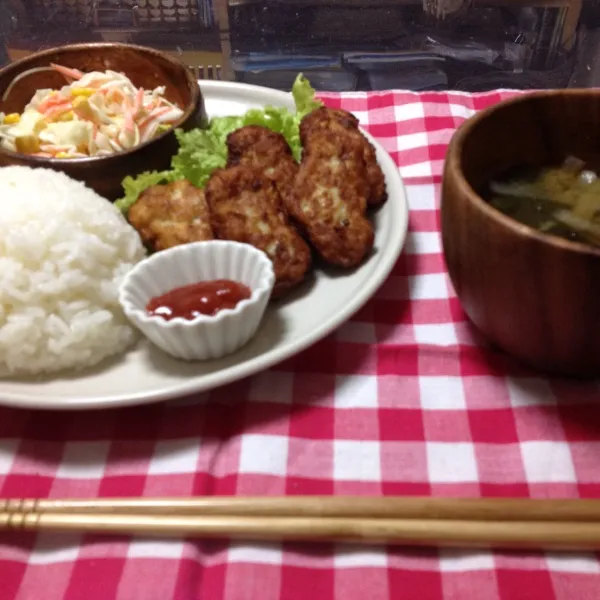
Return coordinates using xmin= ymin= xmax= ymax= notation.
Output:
xmin=115 ymin=74 xmax=322 ymax=214
xmin=0 ymin=64 xmax=183 ymax=159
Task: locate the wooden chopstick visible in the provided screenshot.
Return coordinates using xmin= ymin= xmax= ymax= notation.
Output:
xmin=4 ymin=496 xmax=600 ymax=522
xmin=3 ymin=497 xmax=600 ymax=550
xmin=3 ymin=510 xmax=600 ymax=550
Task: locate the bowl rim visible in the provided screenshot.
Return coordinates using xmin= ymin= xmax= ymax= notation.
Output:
xmin=0 ymin=42 xmax=201 ymax=165
xmin=118 ymin=240 xmax=276 ymax=328
xmin=445 ymin=88 xmax=600 ymax=259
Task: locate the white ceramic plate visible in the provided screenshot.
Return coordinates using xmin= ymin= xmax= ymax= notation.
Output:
xmin=0 ymin=80 xmax=409 ymax=410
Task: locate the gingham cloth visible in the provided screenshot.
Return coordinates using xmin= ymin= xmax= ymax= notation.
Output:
xmin=2 ymin=90 xmax=600 ymax=600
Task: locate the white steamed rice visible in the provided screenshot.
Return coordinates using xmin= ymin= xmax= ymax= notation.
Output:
xmin=0 ymin=166 xmax=146 ymax=376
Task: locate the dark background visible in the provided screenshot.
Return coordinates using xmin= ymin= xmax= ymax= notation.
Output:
xmin=1 ymin=0 xmax=598 ymax=91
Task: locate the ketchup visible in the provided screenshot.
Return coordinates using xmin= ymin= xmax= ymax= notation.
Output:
xmin=147 ymin=279 xmax=252 ymax=321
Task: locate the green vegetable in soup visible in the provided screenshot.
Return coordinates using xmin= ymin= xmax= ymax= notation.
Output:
xmin=485 ymin=157 xmax=600 ymax=247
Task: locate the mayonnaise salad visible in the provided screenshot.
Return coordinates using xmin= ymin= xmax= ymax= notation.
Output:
xmin=0 ymin=63 xmax=184 ymax=159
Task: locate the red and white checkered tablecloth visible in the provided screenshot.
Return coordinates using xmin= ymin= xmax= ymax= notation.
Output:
xmin=2 ymin=89 xmax=600 ymax=600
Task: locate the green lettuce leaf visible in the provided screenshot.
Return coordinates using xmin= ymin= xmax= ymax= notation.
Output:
xmin=293 ymin=73 xmax=322 ymax=118
xmin=170 ymin=125 xmax=232 ymax=188
xmin=115 ymin=170 xmax=180 ymax=214
xmin=116 ymin=73 xmax=322 ymax=213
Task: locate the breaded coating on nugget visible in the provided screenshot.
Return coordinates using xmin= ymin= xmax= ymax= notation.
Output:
xmin=128 ymin=179 xmax=213 ymax=251
xmin=205 ymin=165 xmax=311 ymax=297
xmin=300 ymin=107 xmax=386 ymax=206
xmin=226 ymin=125 xmax=298 ymax=206
xmin=227 ymin=125 xmax=294 ymax=165
xmin=289 ymin=132 xmax=374 ymax=268
xmin=300 ymin=107 xmax=359 ymax=138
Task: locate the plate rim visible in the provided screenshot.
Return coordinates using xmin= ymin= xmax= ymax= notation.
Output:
xmin=0 ymin=80 xmax=409 ymax=410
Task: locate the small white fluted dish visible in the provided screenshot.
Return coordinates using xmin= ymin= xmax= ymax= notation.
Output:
xmin=118 ymin=240 xmax=275 ymax=361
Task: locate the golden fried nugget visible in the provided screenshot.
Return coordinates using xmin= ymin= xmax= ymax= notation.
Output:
xmin=128 ymin=180 xmax=213 ymax=251
xmin=205 ymin=165 xmax=311 ymax=297
xmin=226 ymin=125 xmax=298 ymax=207
xmin=300 ymin=107 xmax=387 ymax=206
xmin=300 ymin=107 xmax=359 ymax=140
xmin=290 ymin=132 xmax=374 ymax=268
xmin=227 ymin=125 xmax=293 ymax=164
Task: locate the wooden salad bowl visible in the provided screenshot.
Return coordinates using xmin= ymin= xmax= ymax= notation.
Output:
xmin=441 ymin=90 xmax=600 ymax=377
xmin=0 ymin=43 xmax=207 ymax=201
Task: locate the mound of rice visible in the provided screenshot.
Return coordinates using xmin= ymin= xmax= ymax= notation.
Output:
xmin=0 ymin=166 xmax=146 ymax=376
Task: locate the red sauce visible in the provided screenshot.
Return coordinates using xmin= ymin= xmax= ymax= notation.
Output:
xmin=147 ymin=279 xmax=252 ymax=321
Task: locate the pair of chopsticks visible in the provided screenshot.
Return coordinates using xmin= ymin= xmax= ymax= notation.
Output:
xmin=3 ymin=496 xmax=600 ymax=550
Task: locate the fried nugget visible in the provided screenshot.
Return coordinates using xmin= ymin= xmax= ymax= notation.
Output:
xmin=205 ymin=165 xmax=311 ymax=297
xmin=300 ymin=107 xmax=387 ymax=206
xmin=227 ymin=125 xmax=294 ymax=165
xmin=289 ymin=132 xmax=374 ymax=268
xmin=300 ymin=107 xmax=359 ymax=138
xmin=226 ymin=125 xmax=298 ymax=207
xmin=128 ymin=180 xmax=213 ymax=251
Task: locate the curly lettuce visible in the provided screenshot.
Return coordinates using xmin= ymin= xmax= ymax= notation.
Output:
xmin=115 ymin=74 xmax=322 ymax=214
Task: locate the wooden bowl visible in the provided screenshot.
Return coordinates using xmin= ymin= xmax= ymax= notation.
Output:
xmin=441 ymin=90 xmax=600 ymax=377
xmin=0 ymin=43 xmax=207 ymax=200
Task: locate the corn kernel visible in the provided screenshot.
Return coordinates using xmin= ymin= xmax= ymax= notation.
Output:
xmin=15 ymin=135 xmax=40 ymax=154
xmin=72 ymin=97 xmax=94 ymax=120
xmin=56 ymin=111 xmax=74 ymax=122
xmin=3 ymin=113 xmax=21 ymax=125
xmin=71 ymin=88 xmax=95 ymax=98
xmin=55 ymin=152 xmax=70 ymax=159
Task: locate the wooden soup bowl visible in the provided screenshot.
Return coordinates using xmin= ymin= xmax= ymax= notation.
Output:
xmin=442 ymin=90 xmax=600 ymax=377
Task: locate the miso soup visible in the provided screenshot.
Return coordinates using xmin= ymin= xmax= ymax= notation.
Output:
xmin=482 ymin=156 xmax=600 ymax=248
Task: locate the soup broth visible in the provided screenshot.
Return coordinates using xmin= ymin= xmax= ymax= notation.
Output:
xmin=482 ymin=156 xmax=600 ymax=248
